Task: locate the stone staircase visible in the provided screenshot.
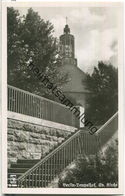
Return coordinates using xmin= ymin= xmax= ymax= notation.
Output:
xmin=8 ymin=128 xmax=79 ymax=187
xmin=8 ymin=159 xmax=39 ymax=186
xmin=8 ymin=112 xmax=118 ymax=188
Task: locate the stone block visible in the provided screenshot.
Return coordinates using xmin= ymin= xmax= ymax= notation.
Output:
xmin=14 ymin=130 xmax=29 ymax=142
xmin=51 ymin=136 xmax=58 ymax=142
xmin=8 ymin=134 xmax=14 ymax=141
xmin=29 ymin=137 xmax=41 ymax=144
xmin=40 ymin=134 xmax=46 ymax=140
xmin=8 ymin=151 xmax=17 ymax=157
xmin=8 ymin=119 xmax=23 ymax=130
xmin=17 ymin=143 xmax=27 ymax=151
xmin=30 ymin=132 xmax=40 ymax=139
xmin=8 ymin=128 xmax=14 ymax=135
xmin=42 ymin=126 xmax=50 ymax=135
xmin=23 ymin=123 xmax=34 ymax=132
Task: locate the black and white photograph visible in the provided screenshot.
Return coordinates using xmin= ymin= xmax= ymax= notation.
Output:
xmin=1 ymin=1 xmax=124 ymax=194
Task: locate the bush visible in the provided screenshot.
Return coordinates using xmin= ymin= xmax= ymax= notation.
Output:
xmin=58 ymin=139 xmax=118 ymax=188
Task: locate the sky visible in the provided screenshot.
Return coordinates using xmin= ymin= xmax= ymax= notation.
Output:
xmin=16 ymin=6 xmax=121 ymax=73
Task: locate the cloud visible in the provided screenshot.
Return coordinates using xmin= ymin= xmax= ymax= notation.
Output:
xmin=78 ymin=28 xmax=118 ymax=73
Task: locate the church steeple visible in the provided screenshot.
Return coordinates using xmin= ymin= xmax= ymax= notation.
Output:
xmin=59 ymin=21 xmax=77 ymax=66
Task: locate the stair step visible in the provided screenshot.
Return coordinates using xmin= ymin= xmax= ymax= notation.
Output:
xmin=17 ymin=159 xmax=40 ymax=164
xmin=11 ymin=163 xmax=36 ymax=168
xmin=18 ymin=180 xmax=50 ymax=188
xmin=8 ymin=168 xmax=28 ymax=173
xmin=8 ymin=173 xmax=22 ymax=178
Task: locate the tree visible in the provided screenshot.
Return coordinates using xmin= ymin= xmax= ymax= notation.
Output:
xmin=7 ymin=7 xmax=67 ymax=98
xmin=85 ymin=61 xmax=118 ymax=125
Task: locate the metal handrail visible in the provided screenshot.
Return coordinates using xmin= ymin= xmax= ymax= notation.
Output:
xmin=18 ymin=128 xmax=80 ymax=181
xmin=8 ymin=85 xmax=68 ymax=107
xmin=8 ymin=85 xmax=78 ymax=127
xmin=17 ymin=112 xmax=118 ymax=188
xmin=17 ymin=128 xmax=98 ymax=187
xmin=95 ymin=112 xmax=118 ymax=135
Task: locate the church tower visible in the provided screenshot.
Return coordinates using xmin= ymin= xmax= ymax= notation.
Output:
xmin=59 ymin=21 xmax=89 ymax=107
xmin=59 ymin=23 xmax=77 ymax=66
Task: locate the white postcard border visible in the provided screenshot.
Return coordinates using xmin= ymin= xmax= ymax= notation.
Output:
xmin=1 ymin=1 xmax=124 ymax=194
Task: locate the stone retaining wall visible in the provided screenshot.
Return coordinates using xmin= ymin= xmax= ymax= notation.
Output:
xmin=8 ymin=117 xmax=75 ymax=166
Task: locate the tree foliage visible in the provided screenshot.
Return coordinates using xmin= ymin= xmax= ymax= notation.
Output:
xmin=85 ymin=61 xmax=118 ymax=125
xmin=58 ymin=139 xmax=118 ymax=188
xmin=7 ymin=7 xmax=67 ymax=98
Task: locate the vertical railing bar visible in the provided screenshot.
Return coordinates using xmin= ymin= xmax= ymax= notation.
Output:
xmin=78 ymin=134 xmax=81 ymax=155
xmin=44 ymin=162 xmax=46 ymax=187
xmin=32 ymin=172 xmax=34 ymax=187
xmin=38 ymin=99 xmax=40 ymax=118
xmin=38 ymin=166 xmax=40 ymax=187
xmin=36 ymin=97 xmax=38 ymax=118
xmin=66 ymin=143 xmax=69 ymax=164
xmin=18 ymin=90 xmax=20 ymax=114
xmin=11 ymin=88 xmax=14 ymax=112
xmin=62 ymin=147 xmax=64 ymax=170
xmin=50 ymin=157 xmax=52 ymax=183
xmin=8 ymin=89 xmax=12 ymax=111
xmin=72 ymin=138 xmax=74 ymax=160
xmin=35 ymin=97 xmax=38 ymax=118
xmin=64 ymin=146 xmax=66 ymax=168
xmin=21 ymin=91 xmax=24 ymax=114
xmin=28 ymin=173 xmax=30 ymax=187
xmin=41 ymin=164 xmax=43 ymax=187
xmin=54 ymin=154 xmax=56 ymax=178
xmin=47 ymin=159 xmax=49 ymax=184
xmin=22 ymin=91 xmax=24 ymax=115
xmin=61 ymin=148 xmax=63 ymax=171
xmin=37 ymin=97 xmax=38 ymax=118
xmin=34 ymin=97 xmax=36 ymax=118
xmin=73 ymin=137 xmax=75 ymax=159
xmin=20 ymin=90 xmax=22 ymax=114
xmin=31 ymin=95 xmax=34 ymax=117
xmin=24 ymin=177 xmax=27 ymax=188
xmin=25 ymin=92 xmax=27 ymax=115
xmin=34 ymin=95 xmax=36 ymax=118
xmin=7 ymin=87 xmax=9 ymax=111
xmin=10 ymin=87 xmax=13 ymax=111
xmin=28 ymin=93 xmax=30 ymax=116
xmin=39 ymin=99 xmax=41 ymax=118
xmin=72 ymin=139 xmax=74 ymax=161
xmin=15 ymin=88 xmax=17 ymax=112
xmin=87 ymin=134 xmax=89 ymax=154
xmin=13 ymin=88 xmax=15 ymax=112
xmin=16 ymin=89 xmax=18 ymax=113
xmin=32 ymin=96 xmax=34 ymax=117
xmin=35 ymin=169 xmax=37 ymax=187
xmin=81 ymin=132 xmax=84 ymax=155
xmin=71 ymin=140 xmax=73 ymax=162
xmin=26 ymin=93 xmax=28 ymax=115
xmin=25 ymin=91 xmax=27 ymax=115
xmin=59 ymin=149 xmax=61 ymax=173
